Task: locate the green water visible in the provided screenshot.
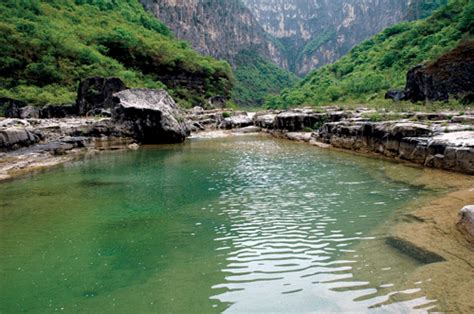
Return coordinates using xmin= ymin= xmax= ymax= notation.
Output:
xmin=0 ymin=135 xmax=439 ymax=313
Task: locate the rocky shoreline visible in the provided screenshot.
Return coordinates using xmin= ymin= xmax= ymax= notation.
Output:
xmin=2 ymin=104 xmax=473 ymax=178
xmin=1 ymin=81 xmax=473 ymax=247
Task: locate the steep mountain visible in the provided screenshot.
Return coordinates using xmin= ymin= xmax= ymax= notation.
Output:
xmin=140 ymin=0 xmax=287 ymax=68
xmin=0 ymin=0 xmax=233 ymax=108
xmin=266 ymin=0 xmax=472 ymax=107
xmin=243 ymin=0 xmax=447 ymax=75
xmin=140 ymin=0 xmax=297 ymax=106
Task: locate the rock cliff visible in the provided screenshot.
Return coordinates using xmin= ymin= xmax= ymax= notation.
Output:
xmin=404 ymin=41 xmax=474 ymax=103
xmin=243 ymin=0 xmax=441 ymax=75
xmin=140 ymin=0 xmax=287 ymax=69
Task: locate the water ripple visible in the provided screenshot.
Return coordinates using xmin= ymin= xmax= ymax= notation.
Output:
xmin=209 ymin=138 xmax=436 ymax=312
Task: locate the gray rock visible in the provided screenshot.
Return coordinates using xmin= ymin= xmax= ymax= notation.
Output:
xmin=315 ymin=120 xmax=474 ymax=174
xmin=273 ymin=109 xmax=347 ymax=132
xmin=0 ymin=127 xmax=39 ymax=151
xmin=457 ymin=205 xmax=474 ymax=242
xmin=385 ymin=90 xmax=406 ymax=101
xmin=401 ymin=42 xmax=474 ymax=102
xmin=253 ymin=113 xmax=276 ymax=129
xmin=76 ymin=77 xmax=127 ymax=116
xmin=112 ymin=89 xmax=189 ymax=143
xmin=3 ymin=98 xmax=28 ymax=118
xmin=274 ymin=110 xmax=320 ymax=132
xmin=0 ymin=119 xmax=31 ymax=128
xmin=452 ymin=115 xmax=474 ymax=124
xmin=191 ymin=106 xmax=205 ymax=113
xmin=219 ymin=114 xmax=253 ymax=129
xmin=20 ymin=106 xmax=40 ymax=119
xmin=285 ymin=132 xmax=312 ymax=142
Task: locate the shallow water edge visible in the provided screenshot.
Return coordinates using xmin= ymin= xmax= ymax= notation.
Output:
xmin=1 ymin=133 xmax=473 ymax=312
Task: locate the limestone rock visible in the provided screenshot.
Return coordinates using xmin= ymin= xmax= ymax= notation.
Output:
xmin=274 ymin=110 xmax=320 ymax=132
xmin=76 ymin=77 xmax=127 ymax=116
xmin=316 ymin=120 xmax=474 ymax=174
xmin=219 ymin=114 xmax=253 ymax=130
xmin=112 ymin=89 xmax=189 ymax=143
xmin=0 ymin=127 xmax=39 ymax=151
xmin=403 ymin=41 xmax=474 ymax=102
xmin=253 ymin=112 xmax=277 ymax=129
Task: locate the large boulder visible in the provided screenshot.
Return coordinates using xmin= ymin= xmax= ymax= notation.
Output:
xmin=76 ymin=77 xmax=127 ymax=116
xmin=403 ymin=41 xmax=474 ymax=102
xmin=112 ymin=89 xmax=189 ymax=143
xmin=2 ymin=98 xmax=29 ymax=118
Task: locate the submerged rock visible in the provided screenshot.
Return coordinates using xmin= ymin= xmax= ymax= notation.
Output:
xmin=112 ymin=89 xmax=189 ymax=143
xmin=457 ymin=205 xmax=474 ymax=243
xmin=385 ymin=236 xmax=445 ymax=264
xmin=76 ymin=77 xmax=127 ymax=116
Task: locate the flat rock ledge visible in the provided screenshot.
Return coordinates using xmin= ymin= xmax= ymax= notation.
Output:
xmin=457 ymin=205 xmax=474 ymax=243
xmin=314 ymin=122 xmax=474 ymax=174
xmin=0 ymin=117 xmax=134 ymax=181
xmin=187 ymin=107 xmax=474 ymax=175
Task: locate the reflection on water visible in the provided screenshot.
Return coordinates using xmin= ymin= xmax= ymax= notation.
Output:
xmin=0 ymin=136 xmax=439 ymax=313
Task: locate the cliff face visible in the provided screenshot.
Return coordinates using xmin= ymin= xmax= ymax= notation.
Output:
xmin=141 ymin=0 xmax=447 ymax=77
xmin=242 ymin=0 xmax=416 ymax=75
xmin=140 ymin=0 xmax=287 ymax=69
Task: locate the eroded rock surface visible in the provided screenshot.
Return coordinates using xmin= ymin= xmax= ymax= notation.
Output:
xmin=0 ymin=126 xmax=40 ymax=151
xmin=76 ymin=77 xmax=127 ymax=116
xmin=316 ymin=121 xmax=474 ymax=174
xmin=218 ymin=113 xmax=254 ymax=130
xmin=388 ymin=41 xmax=474 ymax=103
xmin=112 ymin=89 xmax=189 ymax=143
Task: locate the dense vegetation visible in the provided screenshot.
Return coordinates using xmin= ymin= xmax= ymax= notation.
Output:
xmin=232 ymin=50 xmax=299 ymax=107
xmin=0 ymin=0 xmax=233 ymax=108
xmin=266 ymin=0 xmax=473 ymax=108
